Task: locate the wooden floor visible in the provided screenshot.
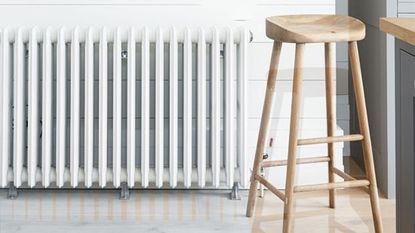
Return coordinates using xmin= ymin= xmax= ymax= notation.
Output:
xmin=251 ymin=187 xmax=395 ymax=232
xmin=0 ymin=158 xmax=395 ymax=233
xmin=250 ymin=157 xmax=395 ymax=232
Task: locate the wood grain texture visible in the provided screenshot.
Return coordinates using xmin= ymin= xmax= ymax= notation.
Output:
xmin=255 ymin=174 xmax=285 ymax=201
xmin=297 ymin=134 xmax=364 ymax=145
xmin=283 ymin=43 xmax=305 ymax=233
xmin=294 ymin=180 xmax=370 ymax=192
xmin=380 ymin=17 xmax=415 ymax=46
xmin=325 ymin=42 xmax=336 ymax=208
xmin=266 ymin=15 xmax=365 ymax=43
xmin=349 ymin=41 xmax=384 ymax=233
xmin=333 ymin=167 xmax=356 ymax=181
xmin=261 ymin=156 xmax=330 ymax=167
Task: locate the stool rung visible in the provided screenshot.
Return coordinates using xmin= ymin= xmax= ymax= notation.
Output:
xmin=297 ymin=134 xmax=364 ymax=146
xmin=294 ymin=180 xmax=370 ymax=192
xmin=254 ymin=174 xmax=285 ymax=201
xmin=262 ymin=156 xmax=330 ymax=168
xmin=333 ymin=167 xmax=371 ymax=194
xmin=333 ymin=167 xmax=356 ymax=181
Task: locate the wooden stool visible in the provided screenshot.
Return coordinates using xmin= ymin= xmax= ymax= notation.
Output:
xmin=246 ymin=15 xmax=383 ymax=233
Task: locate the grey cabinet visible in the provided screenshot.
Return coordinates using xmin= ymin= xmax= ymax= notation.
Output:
xmin=396 ymin=38 xmax=415 ymax=233
xmin=349 ymin=0 xmax=397 ymax=198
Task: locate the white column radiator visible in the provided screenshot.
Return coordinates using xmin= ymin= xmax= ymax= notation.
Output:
xmin=0 ymin=27 xmax=249 ymax=189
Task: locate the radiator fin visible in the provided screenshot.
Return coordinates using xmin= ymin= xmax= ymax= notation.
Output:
xmin=183 ymin=28 xmax=192 ymax=188
xmin=13 ymin=28 xmax=24 ymax=187
xmin=225 ymin=28 xmax=235 ymax=187
xmin=197 ymin=28 xmax=207 ymax=188
xmin=41 ymin=28 xmax=52 ymax=187
xmin=211 ymin=28 xmax=221 ymax=188
xmin=113 ymin=28 xmax=122 ymax=188
xmin=155 ymin=28 xmax=164 ymax=188
xmin=27 ymin=28 xmax=39 ymax=188
xmin=141 ymin=27 xmax=150 ymax=188
xmin=0 ymin=28 xmax=11 ymax=188
xmin=99 ymin=28 xmax=108 ymax=188
xmin=56 ymin=28 xmax=66 ymax=188
xmin=70 ymin=27 xmax=80 ymax=188
xmin=127 ymin=28 xmax=136 ymax=188
xmin=84 ymin=28 xmax=94 ymax=188
xmin=238 ymin=28 xmax=249 ymax=188
xmin=169 ymin=28 xmax=178 ymax=188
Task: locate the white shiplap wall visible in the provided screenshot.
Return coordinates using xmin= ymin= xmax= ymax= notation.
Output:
xmin=399 ymin=0 xmax=415 ymax=16
xmin=398 ymin=0 xmax=415 ymax=19
xmin=0 ymin=0 xmax=341 ymax=187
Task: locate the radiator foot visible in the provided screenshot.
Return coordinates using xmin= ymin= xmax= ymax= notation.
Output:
xmin=229 ymin=182 xmax=241 ymax=200
xmin=120 ymin=183 xmax=130 ymax=200
xmin=7 ymin=182 xmax=18 ymax=200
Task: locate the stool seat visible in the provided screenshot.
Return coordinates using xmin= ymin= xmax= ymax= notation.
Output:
xmin=266 ymin=14 xmax=366 ymax=43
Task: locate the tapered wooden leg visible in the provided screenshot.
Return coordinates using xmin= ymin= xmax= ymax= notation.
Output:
xmin=246 ymin=41 xmax=282 ymax=217
xmin=349 ymin=41 xmax=384 ymax=233
xmin=325 ymin=43 xmax=336 ymax=209
xmin=282 ymin=43 xmax=305 ymax=233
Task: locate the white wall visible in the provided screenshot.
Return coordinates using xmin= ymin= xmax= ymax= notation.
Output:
xmin=0 ymin=0 xmax=341 ymax=187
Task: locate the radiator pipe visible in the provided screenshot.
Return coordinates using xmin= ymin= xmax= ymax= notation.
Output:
xmin=3 ymin=167 xmax=244 ymax=188
xmin=1 ymin=27 xmax=253 ymax=43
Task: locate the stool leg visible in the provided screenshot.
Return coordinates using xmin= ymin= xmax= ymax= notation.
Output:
xmin=349 ymin=41 xmax=384 ymax=233
xmin=283 ymin=43 xmax=305 ymax=233
xmin=325 ymin=43 xmax=336 ymax=209
xmin=246 ymin=41 xmax=282 ymax=217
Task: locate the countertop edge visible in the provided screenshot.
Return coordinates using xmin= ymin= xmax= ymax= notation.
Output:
xmin=380 ymin=18 xmax=415 ymax=46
